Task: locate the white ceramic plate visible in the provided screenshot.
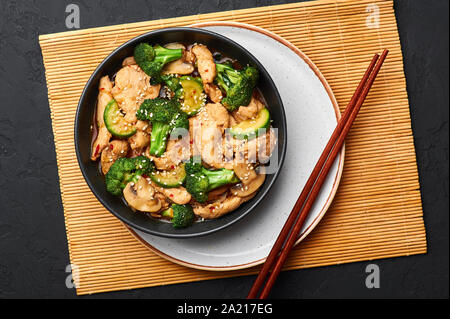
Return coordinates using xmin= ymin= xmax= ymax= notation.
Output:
xmin=126 ymin=22 xmax=344 ymax=271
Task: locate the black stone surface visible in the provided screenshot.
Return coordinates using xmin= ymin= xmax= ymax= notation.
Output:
xmin=0 ymin=0 xmax=447 ymax=299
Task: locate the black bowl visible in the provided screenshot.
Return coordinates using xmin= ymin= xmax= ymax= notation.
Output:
xmin=75 ymin=27 xmax=286 ymax=238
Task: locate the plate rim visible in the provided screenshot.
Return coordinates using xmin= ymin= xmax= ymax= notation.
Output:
xmin=125 ymin=21 xmax=345 ymax=271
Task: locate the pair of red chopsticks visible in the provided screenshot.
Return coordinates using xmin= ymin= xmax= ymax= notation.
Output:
xmin=247 ymin=50 xmax=389 ymax=299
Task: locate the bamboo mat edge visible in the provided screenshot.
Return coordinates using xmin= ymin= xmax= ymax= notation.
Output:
xmin=38 ymin=0 xmax=391 ymax=41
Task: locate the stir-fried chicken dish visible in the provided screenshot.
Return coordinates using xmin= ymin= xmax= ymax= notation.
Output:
xmin=91 ymin=42 xmax=277 ymax=228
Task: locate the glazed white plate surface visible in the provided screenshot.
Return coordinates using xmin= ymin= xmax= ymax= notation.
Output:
xmin=129 ymin=23 xmax=344 ymax=270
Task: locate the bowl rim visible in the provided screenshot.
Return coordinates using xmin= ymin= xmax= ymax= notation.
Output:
xmin=74 ymin=27 xmax=287 ymax=238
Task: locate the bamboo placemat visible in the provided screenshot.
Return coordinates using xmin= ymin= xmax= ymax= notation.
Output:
xmin=39 ymin=0 xmax=426 ymax=295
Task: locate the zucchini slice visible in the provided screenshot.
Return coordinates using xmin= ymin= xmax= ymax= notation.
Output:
xmin=179 ymin=77 xmax=206 ymax=116
xmin=104 ymin=100 xmax=136 ymax=138
xmin=150 ymin=163 xmax=186 ymax=188
xmin=230 ymin=108 xmax=271 ymax=140
xmin=161 ymin=207 xmax=174 ymax=219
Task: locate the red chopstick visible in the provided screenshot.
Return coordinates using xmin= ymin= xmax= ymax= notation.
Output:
xmin=247 ymin=50 xmax=389 ymax=299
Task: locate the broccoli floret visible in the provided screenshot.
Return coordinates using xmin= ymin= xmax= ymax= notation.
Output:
xmin=171 ymin=204 xmax=196 ymax=228
xmin=134 ymin=43 xmax=182 ymax=84
xmin=186 ymin=174 xmax=209 ymax=203
xmin=215 ymin=63 xmax=259 ymax=111
xmin=134 ymin=43 xmax=156 ymax=65
xmin=161 ymin=204 xmax=195 ymax=228
xmin=185 ymin=157 xmax=240 ymax=203
xmin=185 ymin=155 xmax=203 ymax=175
xmin=136 ymin=98 xmax=189 ymax=156
xmin=161 ymin=74 xmax=183 ymax=99
xmin=105 ymin=156 xmax=154 ymax=196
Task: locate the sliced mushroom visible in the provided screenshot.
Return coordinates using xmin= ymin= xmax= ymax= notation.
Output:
xmin=150 ymin=181 xmax=192 ymax=205
xmin=162 ymin=59 xmax=194 ymax=75
xmin=123 ymin=178 xmax=161 ymax=213
xmin=231 ymin=173 xmax=265 ymax=197
xmin=165 ymin=43 xmax=195 ymax=64
xmin=233 ymin=163 xmax=258 ymax=184
xmin=207 ymin=185 xmax=231 ymax=201
xmin=164 ymin=43 xmax=185 ymax=50
xmin=231 ymin=164 xmax=265 ymax=197
xmin=162 ymin=43 xmax=195 ymax=75
xmin=154 ymin=191 xmax=170 ymax=211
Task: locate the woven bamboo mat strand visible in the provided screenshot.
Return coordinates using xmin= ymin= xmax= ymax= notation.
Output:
xmin=39 ymin=0 xmax=426 ymax=295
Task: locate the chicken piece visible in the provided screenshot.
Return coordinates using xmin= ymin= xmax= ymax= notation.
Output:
xmin=192 ymin=193 xmax=256 ymax=219
xmin=184 ymin=48 xmax=196 ymax=64
xmin=128 ymin=130 xmax=150 ymax=151
xmin=201 ymin=103 xmax=230 ymax=133
xmin=191 ymin=103 xmax=230 ymax=168
xmin=232 ymin=95 xmax=265 ymax=123
xmin=145 ymin=138 xmax=190 ymax=171
xmin=192 ymin=44 xmax=216 ymax=84
xmin=127 ymin=120 xmax=151 ymax=152
xmin=91 ymin=76 xmax=113 ymax=160
xmin=135 ymin=120 xmax=151 ymax=132
xmin=229 ymin=115 xmax=238 ymax=127
xmin=123 ymin=177 xmax=161 ymax=213
xmin=111 ymin=65 xmax=160 ymax=123
xmin=122 ymin=56 xmax=136 ymax=66
xmin=96 ymin=76 xmax=113 ymax=126
xmin=128 ymin=148 xmax=145 ymax=158
xmin=234 ymin=127 xmax=277 ymax=164
xmin=189 ymin=117 xmax=201 ymax=157
xmin=204 ymin=83 xmax=223 ymax=103
xmin=100 ymin=140 xmax=130 ymax=174
xmin=92 ymin=127 xmax=111 ymax=161
xmin=150 ymin=181 xmax=192 ymax=205
xmin=247 ymin=128 xmax=277 ymax=163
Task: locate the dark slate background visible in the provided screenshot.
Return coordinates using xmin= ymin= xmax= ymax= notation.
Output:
xmin=0 ymin=0 xmax=448 ymax=299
